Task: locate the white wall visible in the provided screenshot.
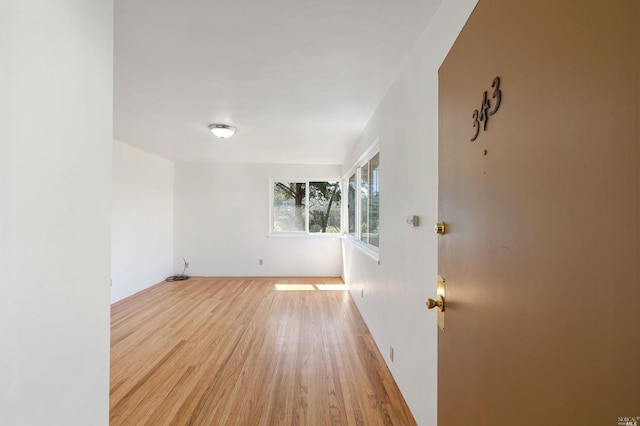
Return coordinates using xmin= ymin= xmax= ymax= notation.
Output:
xmin=111 ymin=141 xmax=174 ymax=303
xmin=341 ymin=1 xmax=478 ymax=425
xmin=174 ymin=162 xmax=343 ymax=277
xmin=0 ymin=1 xmax=113 ymax=425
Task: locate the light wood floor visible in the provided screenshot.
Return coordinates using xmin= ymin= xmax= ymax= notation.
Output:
xmin=110 ymin=277 xmax=416 ymax=425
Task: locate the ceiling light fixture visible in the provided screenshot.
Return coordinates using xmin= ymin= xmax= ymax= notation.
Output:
xmin=208 ymin=124 xmax=236 ymax=139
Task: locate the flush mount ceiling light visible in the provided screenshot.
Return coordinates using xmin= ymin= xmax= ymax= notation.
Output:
xmin=208 ymin=124 xmax=236 ymax=139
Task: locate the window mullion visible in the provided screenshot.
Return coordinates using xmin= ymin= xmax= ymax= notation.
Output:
xmin=305 ymin=181 xmax=310 ymax=233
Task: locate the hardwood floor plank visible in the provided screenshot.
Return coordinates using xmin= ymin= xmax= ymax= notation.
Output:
xmin=110 ymin=277 xmax=416 ymax=425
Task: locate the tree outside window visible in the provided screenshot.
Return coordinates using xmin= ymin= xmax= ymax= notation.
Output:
xmin=345 ymin=151 xmax=379 ymax=249
xmin=348 ymin=174 xmax=356 ymax=236
xmin=309 ymin=181 xmax=341 ymax=233
xmin=368 ymin=153 xmax=380 ymax=247
xmin=272 ymin=181 xmax=341 ymax=234
xmin=273 ymin=182 xmax=306 ymax=232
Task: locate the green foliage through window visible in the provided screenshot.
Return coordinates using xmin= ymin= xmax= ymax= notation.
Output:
xmin=309 ymin=182 xmax=341 ymax=233
xmin=346 ymin=151 xmax=379 ymax=248
xmin=348 ymin=175 xmax=356 ymax=236
xmin=272 ymin=181 xmax=341 ymax=233
xmin=273 ymin=182 xmax=306 ymax=232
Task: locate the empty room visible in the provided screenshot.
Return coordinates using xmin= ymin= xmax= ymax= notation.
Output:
xmin=2 ymin=0 xmax=638 ymax=425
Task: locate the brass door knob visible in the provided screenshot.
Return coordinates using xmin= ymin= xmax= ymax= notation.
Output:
xmin=434 ymin=222 xmax=446 ymax=235
xmin=426 ymin=296 xmax=445 ymax=312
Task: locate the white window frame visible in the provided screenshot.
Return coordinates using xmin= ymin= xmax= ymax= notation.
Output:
xmin=343 ymin=140 xmax=380 ymax=255
xmin=269 ymin=178 xmax=342 ymax=237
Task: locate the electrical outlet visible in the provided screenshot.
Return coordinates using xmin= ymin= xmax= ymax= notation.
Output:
xmin=390 ymin=346 xmax=395 ymax=362
xmin=259 ymin=259 xmax=263 ymax=265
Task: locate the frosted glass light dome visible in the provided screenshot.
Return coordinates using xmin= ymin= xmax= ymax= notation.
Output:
xmin=208 ymin=124 xmax=236 ymax=139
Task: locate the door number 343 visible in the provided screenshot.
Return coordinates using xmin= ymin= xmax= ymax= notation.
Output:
xmin=471 ymin=76 xmax=502 ymax=142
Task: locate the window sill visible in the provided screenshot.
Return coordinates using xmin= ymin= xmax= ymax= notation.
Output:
xmin=269 ymin=232 xmax=343 ymax=238
xmin=342 ymin=235 xmax=380 ymax=263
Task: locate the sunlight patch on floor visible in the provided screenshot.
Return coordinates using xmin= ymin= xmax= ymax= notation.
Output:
xmin=274 ymin=283 xmax=348 ymax=291
xmin=315 ymin=284 xmax=348 ymax=291
xmin=275 ymin=284 xmax=316 ymax=291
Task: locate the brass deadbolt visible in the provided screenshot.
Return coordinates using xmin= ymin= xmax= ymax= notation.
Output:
xmin=434 ymin=222 xmax=446 ymax=235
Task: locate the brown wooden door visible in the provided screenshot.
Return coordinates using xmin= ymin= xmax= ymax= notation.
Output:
xmin=437 ymin=1 xmax=639 ymax=425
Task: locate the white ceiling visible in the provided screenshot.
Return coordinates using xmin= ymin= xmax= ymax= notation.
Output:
xmin=114 ymin=0 xmax=442 ymax=164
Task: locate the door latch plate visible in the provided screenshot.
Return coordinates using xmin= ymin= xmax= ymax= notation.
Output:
xmin=437 ymin=275 xmax=445 ymax=331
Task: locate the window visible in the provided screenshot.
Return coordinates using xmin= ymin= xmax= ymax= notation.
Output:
xmin=273 ymin=182 xmax=306 ymax=232
xmin=362 ymin=154 xmax=380 ymax=247
xmin=347 ymin=174 xmax=356 ymax=237
xmin=308 ymin=181 xmax=341 ymax=233
xmin=346 ymin=151 xmax=380 ymax=249
xmin=360 ymin=162 xmax=369 ymax=244
xmin=272 ymin=180 xmax=341 ymax=234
